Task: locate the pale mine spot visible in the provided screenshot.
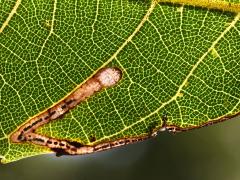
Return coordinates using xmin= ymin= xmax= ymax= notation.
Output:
xmin=96 ymin=67 xmax=122 ymax=87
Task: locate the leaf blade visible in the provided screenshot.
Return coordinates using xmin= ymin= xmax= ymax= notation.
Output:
xmin=1 ymin=0 xmax=240 ymax=163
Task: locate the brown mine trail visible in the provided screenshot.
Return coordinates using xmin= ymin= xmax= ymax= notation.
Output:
xmin=10 ymin=65 xmax=239 ymax=156
xmin=9 ymin=67 xmax=129 ymax=155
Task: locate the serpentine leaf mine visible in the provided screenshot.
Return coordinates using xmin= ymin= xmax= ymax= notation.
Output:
xmin=9 ymin=67 xmax=142 ymax=155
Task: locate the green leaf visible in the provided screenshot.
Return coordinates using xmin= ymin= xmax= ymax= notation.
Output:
xmin=0 ymin=0 xmax=240 ymax=163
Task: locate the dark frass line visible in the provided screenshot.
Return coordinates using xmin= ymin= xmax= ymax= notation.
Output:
xmin=10 ymin=67 xmax=128 ymax=155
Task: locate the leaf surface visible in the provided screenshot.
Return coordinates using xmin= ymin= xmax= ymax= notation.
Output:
xmin=0 ymin=0 xmax=240 ymax=163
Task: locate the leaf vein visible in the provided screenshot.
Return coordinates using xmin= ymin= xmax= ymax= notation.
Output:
xmin=0 ymin=0 xmax=22 ymax=33
xmin=94 ymin=12 xmax=240 ymax=143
